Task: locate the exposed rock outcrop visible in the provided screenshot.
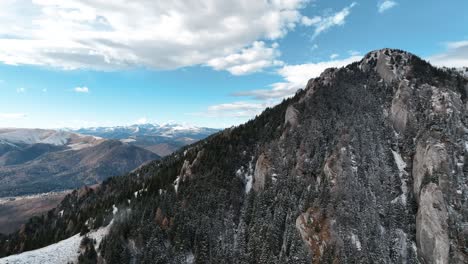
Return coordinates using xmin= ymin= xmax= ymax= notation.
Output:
xmin=416 ymin=183 xmax=450 ymax=264
xmin=285 ymin=105 xmax=299 ymax=127
xmin=253 ymin=153 xmax=270 ymax=192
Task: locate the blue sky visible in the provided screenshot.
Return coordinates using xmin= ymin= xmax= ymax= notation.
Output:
xmin=0 ymin=0 xmax=467 ymax=129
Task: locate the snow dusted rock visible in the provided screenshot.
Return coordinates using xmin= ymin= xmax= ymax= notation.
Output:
xmin=253 ymin=154 xmax=270 ymax=192
xmin=361 ymin=48 xmax=412 ymax=84
xmin=412 ymin=139 xmax=449 ymax=200
xmin=323 ymin=146 xmax=344 ymax=188
xmin=178 ymin=150 xmax=204 ymax=182
xmin=0 ymin=223 xmax=112 ymax=264
xmin=390 ymin=79 xmax=414 ymax=133
xmin=284 ymin=105 xmax=299 ymax=127
xmin=416 ymin=183 xmax=450 ymax=264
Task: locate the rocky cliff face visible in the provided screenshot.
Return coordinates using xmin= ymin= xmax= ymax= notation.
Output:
xmin=1 ymin=49 xmax=466 ymax=264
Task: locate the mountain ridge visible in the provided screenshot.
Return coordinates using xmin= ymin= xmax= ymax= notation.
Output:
xmin=0 ymin=129 xmax=160 ymax=198
xmin=71 ymin=123 xmax=220 ymax=157
xmin=1 ymin=49 xmax=467 ymax=264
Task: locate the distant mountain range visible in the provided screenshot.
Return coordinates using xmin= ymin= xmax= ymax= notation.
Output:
xmin=0 ymin=124 xmax=219 ymax=198
xmin=71 ymin=123 xmax=220 ymax=156
xmin=0 ymin=128 xmax=160 ymax=197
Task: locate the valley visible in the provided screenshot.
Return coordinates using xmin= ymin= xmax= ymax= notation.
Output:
xmin=0 ymin=191 xmax=71 ymax=234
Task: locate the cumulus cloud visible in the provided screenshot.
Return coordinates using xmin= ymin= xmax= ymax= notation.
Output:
xmin=0 ymin=113 xmax=27 ymax=120
xmin=193 ymin=101 xmax=276 ymax=118
xmin=74 ymin=86 xmax=89 ymax=93
xmin=0 ymin=0 xmax=311 ymax=72
xmin=378 ymin=1 xmax=398 ymax=13
xmin=233 ymin=55 xmax=362 ymax=100
xmin=301 ymin=2 xmax=356 ymax=39
xmin=207 ymin=41 xmax=283 ymax=75
xmin=301 ymin=16 xmax=321 ymax=26
xmin=428 ymin=40 xmax=468 ymax=68
xmin=16 ymin=87 xmax=25 ymax=93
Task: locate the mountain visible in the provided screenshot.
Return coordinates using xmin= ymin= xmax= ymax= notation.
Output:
xmin=72 ymin=123 xmax=219 ymax=157
xmin=1 ymin=49 xmax=467 ymax=264
xmin=0 ymin=129 xmax=160 ymax=197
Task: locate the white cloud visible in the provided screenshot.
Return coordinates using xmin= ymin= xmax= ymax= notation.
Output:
xmin=428 ymin=40 xmax=468 ymax=68
xmin=16 ymin=87 xmax=25 ymax=93
xmin=0 ymin=0 xmax=311 ymax=71
xmin=193 ymin=101 xmax=275 ymax=118
xmin=378 ymin=1 xmax=398 ymax=13
xmin=234 ymin=55 xmax=362 ymax=100
xmin=207 ymin=41 xmax=283 ymax=75
xmin=330 ymin=53 xmax=339 ymax=59
xmin=0 ymin=113 xmax=27 ymax=120
xmin=302 ymin=2 xmax=356 ymax=39
xmin=301 ymin=16 xmax=321 ymax=26
xmin=74 ymin=86 xmax=89 ymax=93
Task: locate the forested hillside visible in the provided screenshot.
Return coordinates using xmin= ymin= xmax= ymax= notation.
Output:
xmin=1 ymin=49 xmax=467 ymax=264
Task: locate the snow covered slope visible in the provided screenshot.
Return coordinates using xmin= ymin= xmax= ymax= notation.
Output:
xmin=0 ymin=224 xmax=111 ymax=264
xmin=0 ymin=129 xmax=102 ymax=147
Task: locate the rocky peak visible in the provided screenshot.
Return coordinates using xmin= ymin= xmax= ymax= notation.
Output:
xmin=359 ymin=48 xmax=415 ymax=83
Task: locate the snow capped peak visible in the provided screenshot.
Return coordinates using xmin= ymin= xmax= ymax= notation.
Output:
xmin=0 ymin=129 xmax=104 ymax=154
xmin=73 ymin=123 xmax=218 ymax=139
xmin=362 ymin=48 xmax=413 ymax=62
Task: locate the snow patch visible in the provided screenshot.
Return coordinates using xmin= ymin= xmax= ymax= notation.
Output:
xmin=394 ymin=229 xmax=408 ymax=261
xmin=133 ymin=188 xmax=147 ymax=198
xmin=349 ymin=149 xmax=358 ymax=173
xmin=392 ymin=150 xmax=406 ymax=172
xmin=68 ymin=142 xmax=93 ymax=150
xmin=174 ymin=177 xmax=180 ymax=193
xmin=350 ymin=233 xmax=362 ymax=251
xmin=185 ymin=251 xmax=195 ymax=264
xmin=236 ymin=166 xmax=253 ymax=194
xmin=272 ymin=173 xmax=278 ymax=183
xmin=391 ymin=150 xmax=408 ymax=205
xmin=120 ymin=138 xmax=136 ymax=143
xmin=0 ymin=223 xmax=112 ymax=264
xmin=236 ymin=156 xmax=255 ymax=194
